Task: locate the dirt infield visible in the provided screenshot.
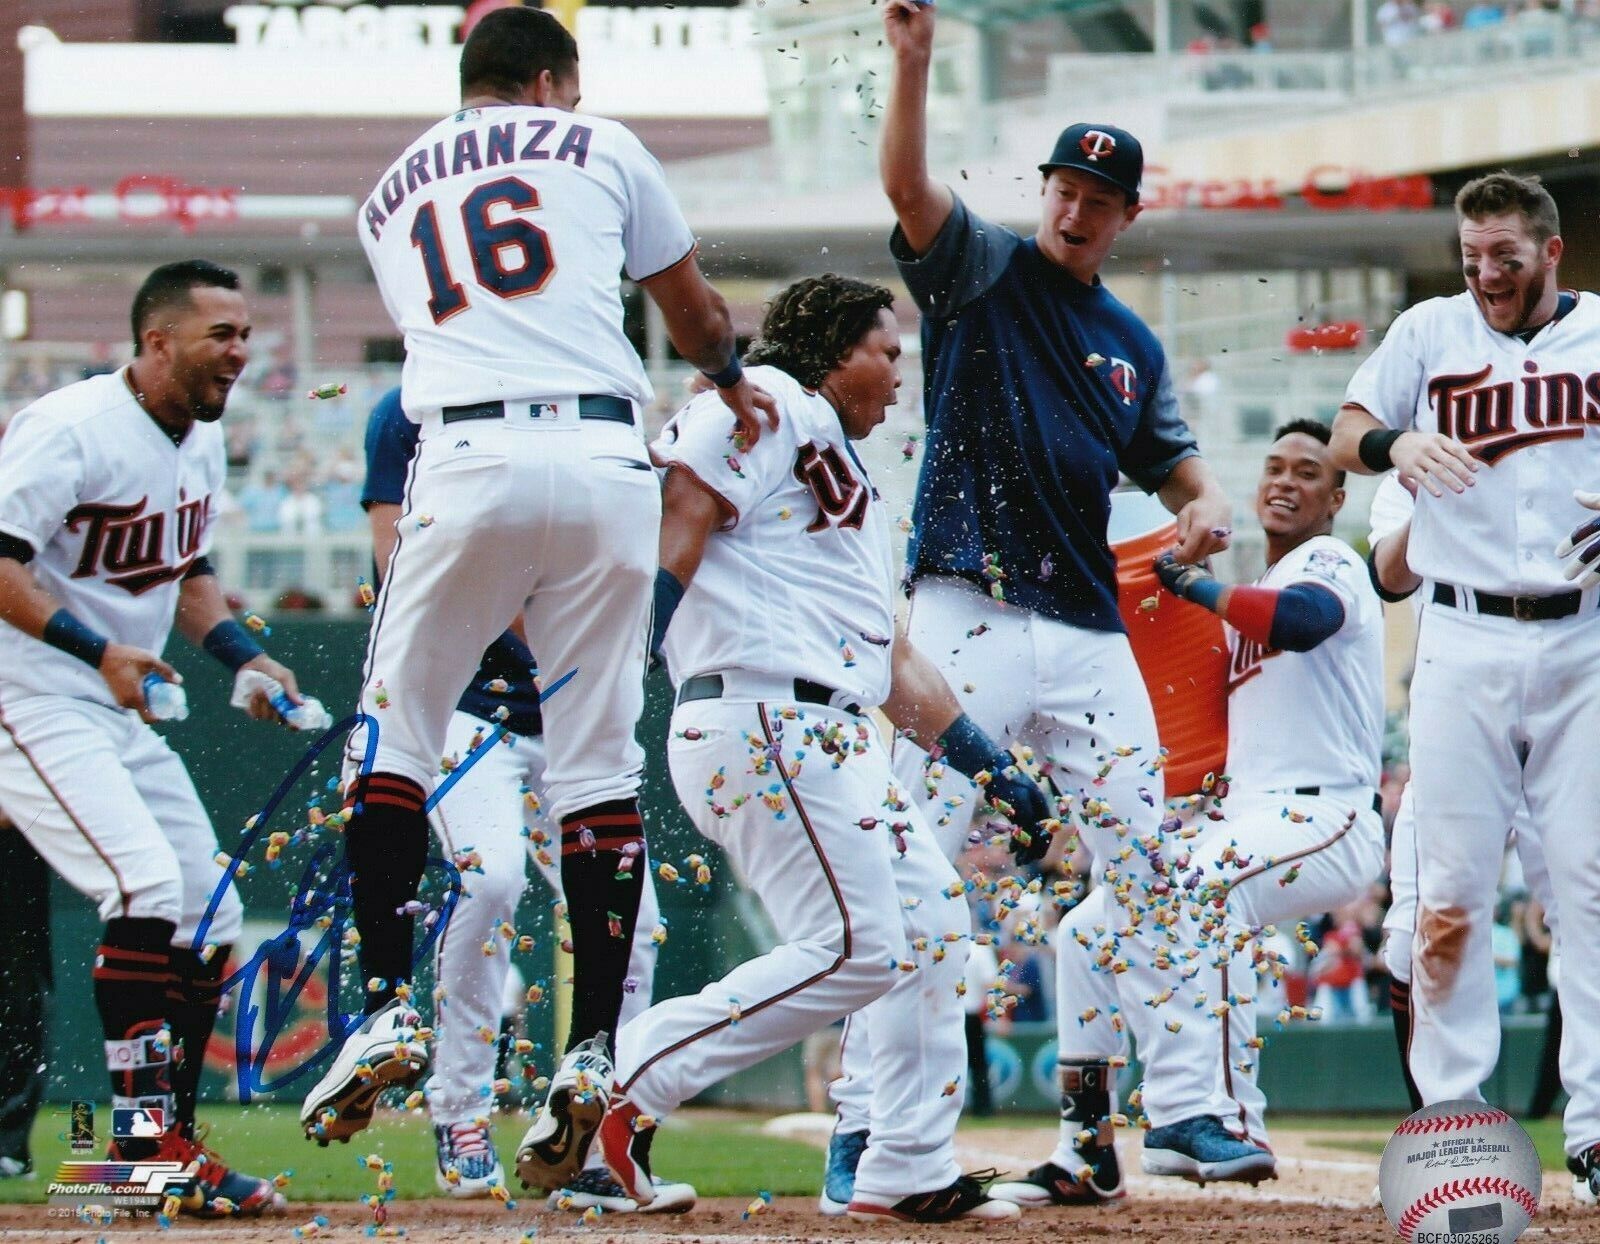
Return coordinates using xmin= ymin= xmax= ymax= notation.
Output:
xmin=3 ymin=1120 xmax=1592 ymax=1243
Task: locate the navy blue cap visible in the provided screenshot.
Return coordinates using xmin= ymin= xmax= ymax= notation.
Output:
xmin=1039 ymin=123 xmax=1143 ymax=204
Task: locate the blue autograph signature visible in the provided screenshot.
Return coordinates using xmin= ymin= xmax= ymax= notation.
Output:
xmin=191 ymin=668 xmax=577 ymax=1101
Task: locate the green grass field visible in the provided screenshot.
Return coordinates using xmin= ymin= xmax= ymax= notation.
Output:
xmin=4 ymin=1106 xmax=1573 ymax=1206
xmin=0 ymin=1104 xmax=826 ymax=1204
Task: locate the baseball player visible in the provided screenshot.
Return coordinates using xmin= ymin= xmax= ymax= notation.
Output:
xmin=593 ymin=274 xmax=1054 ymax=1222
xmin=1000 ymin=419 xmax=1385 ymax=1200
xmin=1366 ymin=471 xmax=1556 ymax=1116
xmin=315 ymin=7 xmax=777 ymax=1193
xmin=846 ymin=0 xmax=1248 ymax=1204
xmin=350 ymin=387 xmax=684 ymax=1211
xmin=0 ymin=260 xmax=307 ymax=1216
xmin=1331 ymin=170 xmax=1600 ymax=1205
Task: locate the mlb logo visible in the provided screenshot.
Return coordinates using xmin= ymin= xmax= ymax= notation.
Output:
xmin=112 ymin=1107 xmax=164 ymax=1140
xmin=528 ymin=401 xmax=561 ymax=419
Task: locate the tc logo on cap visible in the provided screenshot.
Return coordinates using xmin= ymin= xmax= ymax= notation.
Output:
xmin=1079 ymin=130 xmax=1118 ymax=162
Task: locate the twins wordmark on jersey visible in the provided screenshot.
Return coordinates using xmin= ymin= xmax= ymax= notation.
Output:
xmin=655 ymin=365 xmax=895 ymax=707
xmin=0 ymin=370 xmax=223 ymax=705
xmin=1345 ymin=289 xmax=1600 ymax=594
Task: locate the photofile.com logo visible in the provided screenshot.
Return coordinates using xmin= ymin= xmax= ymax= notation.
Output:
xmin=48 ymin=1161 xmax=194 ymax=1197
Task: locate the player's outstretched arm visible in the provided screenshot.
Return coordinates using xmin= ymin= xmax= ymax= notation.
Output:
xmin=1331 ymin=402 xmax=1479 ymax=496
xmin=880 ymin=0 xmax=954 ymax=256
xmin=175 ymin=570 xmax=303 ymax=721
xmin=1371 ymin=523 xmax=1422 ymax=600
xmin=1154 ymin=551 xmax=1344 ymax=653
xmin=641 ymin=253 xmax=779 ymax=447
xmin=883 ymin=625 xmax=1055 ymax=866
xmin=1156 ymin=456 xmax=1233 ymax=562
xmin=0 ymin=553 xmax=177 ymax=718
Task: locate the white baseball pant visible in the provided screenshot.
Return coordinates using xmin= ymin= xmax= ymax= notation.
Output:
xmin=834 ymin=576 xmax=1230 ymax=1129
xmin=1057 ymin=788 xmax=1384 ymax=1150
xmin=425 ymin=712 xmax=659 ymax=1128
xmin=616 ymin=694 xmax=971 ymax=1199
xmin=1406 ymin=601 xmax=1600 ymax=1158
xmin=348 ymin=416 xmax=657 ymax=823
xmin=0 ymin=690 xmax=243 ymax=947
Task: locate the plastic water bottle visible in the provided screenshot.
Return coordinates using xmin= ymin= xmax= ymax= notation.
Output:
xmin=270 ymin=691 xmax=333 ymax=732
xmin=141 ymin=673 xmax=190 ymax=722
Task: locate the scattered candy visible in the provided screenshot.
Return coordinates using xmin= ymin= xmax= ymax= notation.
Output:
xmin=307 ymin=382 xmax=348 ymax=400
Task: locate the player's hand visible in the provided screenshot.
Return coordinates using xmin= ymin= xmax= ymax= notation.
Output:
xmin=1557 ymin=488 xmax=1600 ymax=588
xmin=1153 ymin=550 xmax=1215 ymax=602
xmin=99 ymin=644 xmax=180 ymax=722
xmin=239 ymin=654 xmax=302 ymax=722
xmin=1170 ymin=492 xmax=1232 ymax=562
xmin=715 ymin=375 xmax=780 ymax=448
xmin=884 ymin=0 xmax=936 ymax=61
xmin=984 ymin=766 xmax=1055 ymax=867
xmin=1391 ymin=431 xmax=1479 ymax=497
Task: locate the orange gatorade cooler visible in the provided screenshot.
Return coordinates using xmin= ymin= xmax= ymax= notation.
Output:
xmin=1108 ymin=490 xmax=1228 ymax=799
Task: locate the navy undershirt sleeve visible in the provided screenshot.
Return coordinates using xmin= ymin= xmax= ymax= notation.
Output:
xmin=1267 ymin=582 xmax=1346 ymax=652
xmin=890 ymin=196 xmax=1021 ymax=320
xmin=361 ymin=386 xmax=418 ymax=510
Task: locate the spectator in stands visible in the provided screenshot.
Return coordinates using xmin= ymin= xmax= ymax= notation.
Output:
xmin=276 ymin=474 xmax=324 ymax=536
xmin=1492 ymin=898 xmax=1522 ymax=1013
xmin=225 ymin=419 xmax=257 ymax=471
xmin=1420 ymin=1 xmax=1459 ymax=31
xmin=1310 ymin=905 xmax=1374 ymax=1021
xmin=79 ymin=341 xmax=117 ymax=380
xmin=1462 ymin=1 xmax=1506 ymax=28
xmin=1579 ymin=0 xmax=1600 ymax=30
xmin=235 ymin=473 xmax=286 ymax=533
xmin=1377 ymin=0 xmax=1423 ymax=45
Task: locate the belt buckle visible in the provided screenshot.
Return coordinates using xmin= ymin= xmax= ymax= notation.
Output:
xmin=1512 ymin=595 xmax=1537 ymax=622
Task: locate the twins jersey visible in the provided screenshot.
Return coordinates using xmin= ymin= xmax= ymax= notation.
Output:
xmin=0 ymin=370 xmax=222 ymax=705
xmin=654 ymin=365 xmax=895 ymax=707
xmin=359 ymin=105 xmax=696 ymax=415
xmin=1225 ymin=535 xmax=1383 ymax=792
xmin=1345 ymin=289 xmax=1600 ymax=594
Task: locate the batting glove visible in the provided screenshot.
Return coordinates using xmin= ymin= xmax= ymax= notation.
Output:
xmin=936 ymin=713 xmax=1055 ymax=867
xmin=1557 ymin=489 xmax=1600 ymax=589
xmin=1154 ymin=551 xmax=1222 ymax=609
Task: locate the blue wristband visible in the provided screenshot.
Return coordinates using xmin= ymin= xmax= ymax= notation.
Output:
xmin=1184 ymin=574 xmax=1224 ymax=611
xmin=936 ymin=712 xmax=1010 ymax=782
xmin=43 ymin=608 xmax=109 ymax=669
xmin=202 ymin=618 xmax=266 ymax=672
xmin=703 ymin=356 xmax=743 ymax=389
xmin=651 ymin=568 xmax=685 ymax=662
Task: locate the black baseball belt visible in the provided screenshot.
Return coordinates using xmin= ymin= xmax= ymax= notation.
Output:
xmin=1289 ymin=785 xmax=1383 ymax=816
xmin=441 ymin=394 xmax=634 ymax=426
xmin=1430 ymin=582 xmax=1588 ymax=622
xmin=676 ymin=673 xmax=862 ymax=717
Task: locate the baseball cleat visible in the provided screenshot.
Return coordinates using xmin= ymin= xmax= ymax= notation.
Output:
xmin=515 ymin=1031 xmax=613 ymax=1191
xmin=432 ymin=1120 xmax=504 ymax=1198
xmin=1141 ymin=1115 xmax=1276 ymax=1186
xmin=1569 ymin=1143 xmax=1600 ymax=1205
xmin=988 ymin=1152 xmax=1125 ymax=1207
xmin=547 ymin=1165 xmax=696 ymax=1214
xmin=818 ymin=1128 xmax=868 ymax=1216
xmin=848 ymin=1171 xmax=1020 ymax=1222
xmin=597 ymin=1097 xmax=658 ymax=1206
xmin=110 ymin=1125 xmax=287 ymax=1218
xmin=299 ymin=999 xmax=428 ymax=1145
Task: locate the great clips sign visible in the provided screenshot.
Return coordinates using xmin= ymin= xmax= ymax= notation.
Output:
xmin=1144 ymin=165 xmax=1436 ymax=212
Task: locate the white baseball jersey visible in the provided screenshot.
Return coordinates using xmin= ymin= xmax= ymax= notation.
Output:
xmin=0 ymin=369 xmax=223 ymax=706
xmin=1225 ymin=535 xmax=1383 ymax=792
xmin=654 ymin=365 xmax=896 ymax=708
xmin=359 ymin=105 xmax=696 ymax=414
xmin=1367 ymin=470 xmax=1414 ymax=548
xmin=1345 ymin=289 xmax=1600 ymax=594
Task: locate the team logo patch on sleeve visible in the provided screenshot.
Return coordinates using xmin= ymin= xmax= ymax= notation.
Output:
xmin=1305 ymin=547 xmax=1350 ymax=579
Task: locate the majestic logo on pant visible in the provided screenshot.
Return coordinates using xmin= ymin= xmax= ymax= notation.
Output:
xmin=1429 ymin=364 xmax=1600 ymax=463
xmin=794 ymin=442 xmax=868 ymax=533
xmin=66 ymin=494 xmax=211 ymax=593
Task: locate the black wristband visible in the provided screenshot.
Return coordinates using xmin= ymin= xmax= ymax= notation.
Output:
xmin=42 ymin=608 xmax=109 ymax=669
xmin=202 ymin=618 xmax=266 ymax=673
xmin=702 ymin=356 xmax=743 ymax=389
xmin=1359 ymin=428 xmax=1404 ymax=472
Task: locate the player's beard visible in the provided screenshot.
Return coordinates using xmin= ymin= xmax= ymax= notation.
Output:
xmin=1482 ymin=267 xmax=1549 ymax=335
